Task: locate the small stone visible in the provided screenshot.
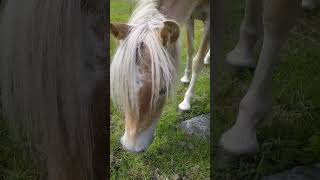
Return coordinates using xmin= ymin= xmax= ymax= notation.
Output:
xmin=170 ymin=174 xmax=181 ymax=180
xmin=181 ymin=114 xmax=210 ymax=140
xmin=190 ymin=165 xmax=200 ymax=172
xmin=152 ymin=168 xmax=161 ymax=180
xmin=187 ymin=143 xmax=194 ymax=150
xmin=158 ymin=175 xmax=169 ymax=180
xmin=178 ymin=141 xmax=187 ymax=147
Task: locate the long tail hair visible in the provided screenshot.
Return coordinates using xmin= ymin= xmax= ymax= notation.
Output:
xmin=0 ymin=0 xmax=107 ymax=178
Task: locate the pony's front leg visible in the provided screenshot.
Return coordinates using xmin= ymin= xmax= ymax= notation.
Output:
xmin=226 ymin=0 xmax=262 ymax=69
xmin=204 ymin=49 xmax=210 ymax=65
xmin=181 ymin=19 xmax=195 ymax=83
xmin=179 ymin=20 xmax=210 ymax=111
xmin=219 ymin=0 xmax=300 ymax=155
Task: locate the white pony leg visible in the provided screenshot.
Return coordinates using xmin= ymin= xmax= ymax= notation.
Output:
xmin=302 ymin=0 xmax=316 ymax=10
xmin=181 ymin=19 xmax=194 ymax=83
xmin=179 ymin=70 xmax=198 ymax=110
xmin=220 ymin=0 xmax=300 ymax=154
xmin=179 ymin=21 xmax=210 ymax=111
xmin=204 ymin=49 xmax=210 ymax=64
xmin=226 ymin=0 xmax=262 ymax=68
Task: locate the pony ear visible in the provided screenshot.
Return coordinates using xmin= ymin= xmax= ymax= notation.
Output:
xmin=110 ymin=23 xmax=131 ymax=40
xmin=160 ymin=20 xmax=180 ymax=47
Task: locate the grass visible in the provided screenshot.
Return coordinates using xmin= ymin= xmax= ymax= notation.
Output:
xmin=213 ymin=1 xmax=320 ymax=179
xmin=0 ymin=117 xmax=43 ymax=180
xmin=110 ymin=0 xmax=210 ymax=179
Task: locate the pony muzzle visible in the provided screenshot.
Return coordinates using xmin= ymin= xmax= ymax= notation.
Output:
xmin=120 ymin=119 xmax=158 ymax=153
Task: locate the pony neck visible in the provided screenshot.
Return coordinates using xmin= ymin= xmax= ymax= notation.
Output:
xmin=158 ymin=0 xmax=201 ymax=23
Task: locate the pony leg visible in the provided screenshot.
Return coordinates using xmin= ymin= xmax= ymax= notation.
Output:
xmin=220 ymin=0 xmax=300 ymax=154
xmin=204 ymin=49 xmax=210 ymax=64
xmin=226 ymin=0 xmax=262 ymax=69
xmin=179 ymin=20 xmax=210 ymax=111
xmin=181 ymin=18 xmax=195 ymax=83
xmin=302 ymin=0 xmax=316 ymax=9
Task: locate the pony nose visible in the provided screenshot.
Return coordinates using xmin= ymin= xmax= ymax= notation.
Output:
xmin=121 ymin=143 xmax=146 ymax=154
xmin=120 ymin=133 xmax=154 ymax=153
xmin=120 ymin=139 xmax=147 ymax=153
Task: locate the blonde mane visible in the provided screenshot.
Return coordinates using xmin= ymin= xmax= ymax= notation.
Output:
xmin=111 ymin=0 xmax=180 ymax=116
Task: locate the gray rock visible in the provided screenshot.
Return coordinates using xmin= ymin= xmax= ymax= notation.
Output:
xmin=261 ymin=163 xmax=320 ymax=180
xmin=181 ymin=114 xmax=210 ymax=140
xmin=170 ymin=174 xmax=182 ymax=180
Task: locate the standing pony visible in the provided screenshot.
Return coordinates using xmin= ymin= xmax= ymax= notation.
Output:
xmin=219 ymin=0 xmax=316 ymax=156
xmin=110 ymin=0 xmax=210 ymax=153
xmin=0 ymin=0 xmax=108 ymax=179
xmin=178 ymin=1 xmax=210 ymax=111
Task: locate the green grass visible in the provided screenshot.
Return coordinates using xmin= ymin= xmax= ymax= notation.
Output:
xmin=213 ymin=1 xmax=320 ymax=179
xmin=110 ymin=0 xmax=210 ymax=179
xmin=0 ymin=117 xmax=43 ymax=180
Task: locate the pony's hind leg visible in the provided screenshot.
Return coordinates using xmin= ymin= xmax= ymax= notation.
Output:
xmin=219 ymin=0 xmax=300 ymax=155
xmin=179 ymin=20 xmax=210 ymax=111
xmin=226 ymin=0 xmax=262 ymax=69
xmin=181 ymin=18 xmax=195 ymax=83
xmin=204 ymin=49 xmax=210 ymax=64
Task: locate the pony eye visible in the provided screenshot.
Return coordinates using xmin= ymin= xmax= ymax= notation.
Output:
xmin=159 ymin=88 xmax=166 ymax=95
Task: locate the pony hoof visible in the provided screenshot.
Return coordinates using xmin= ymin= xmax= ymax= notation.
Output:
xmin=178 ymin=100 xmax=191 ymax=111
xmin=226 ymin=49 xmax=256 ymax=69
xmin=180 ymin=76 xmax=190 ymax=83
xmin=219 ymin=131 xmax=259 ymax=156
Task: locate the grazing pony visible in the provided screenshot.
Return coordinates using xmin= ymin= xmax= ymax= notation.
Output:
xmin=179 ymin=1 xmax=210 ymax=111
xmin=110 ymin=0 xmax=209 ymax=153
xmin=219 ymin=0 xmax=317 ymax=156
xmin=0 ymin=0 xmax=108 ymax=179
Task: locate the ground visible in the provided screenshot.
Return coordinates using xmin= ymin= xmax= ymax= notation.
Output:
xmin=110 ymin=0 xmax=210 ymax=179
xmin=213 ymin=1 xmax=320 ymax=179
xmin=0 ymin=119 xmax=43 ymax=179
